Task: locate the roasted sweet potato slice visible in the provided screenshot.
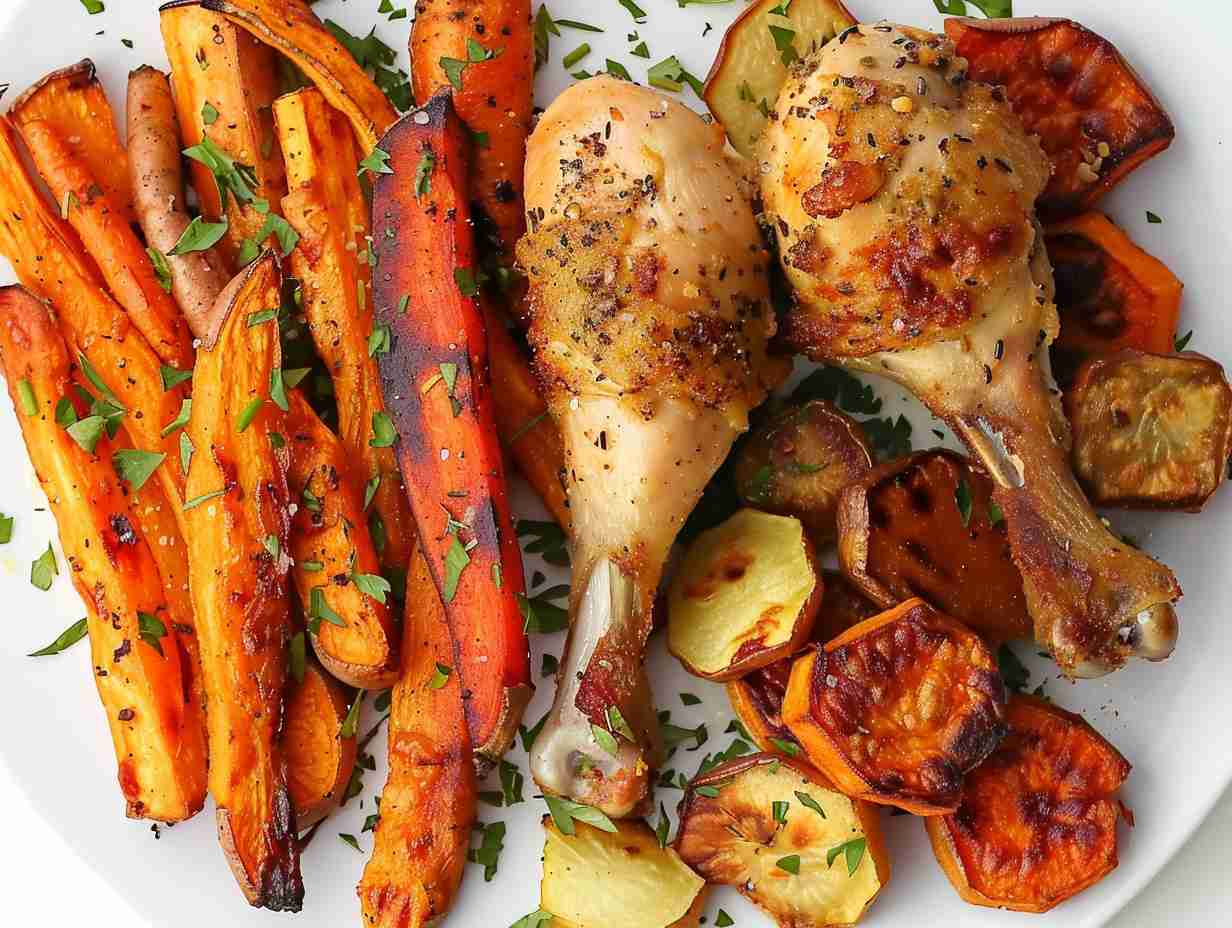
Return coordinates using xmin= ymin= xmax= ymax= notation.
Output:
xmin=183 ymin=254 xmax=302 ymax=911
xmin=160 ymin=4 xmax=289 ymax=266
xmin=164 ymin=0 xmax=398 ymax=155
xmin=734 ymin=399 xmax=873 ymax=545
xmin=728 ymin=571 xmax=878 ymax=754
xmin=925 ymin=694 xmax=1131 ymax=913
xmin=676 ymin=754 xmax=889 ymax=928
xmin=837 ymin=449 xmax=1031 ymax=644
xmin=10 ymin=60 xmax=135 ymax=227
xmin=284 ymin=391 xmax=400 ymax=689
xmin=284 ymin=655 xmax=358 ymax=828
xmin=945 ymin=17 xmax=1175 ymax=220
xmin=704 ymin=0 xmax=857 ymax=157
xmin=0 ymin=116 xmax=189 ymax=511
xmin=18 ymin=118 xmax=196 ymax=371
xmin=0 ymin=286 xmax=207 ymax=823
xmin=359 ymin=546 xmax=476 ymax=928
xmin=540 ymin=816 xmax=707 ymax=928
xmin=1047 ymin=212 xmax=1184 ymax=384
xmin=371 ymin=91 xmax=530 ymax=765
xmin=668 ymin=509 xmax=822 ymax=682
xmin=274 ymin=88 xmax=415 ymax=574
xmin=1067 ymin=349 xmax=1232 ymax=511
xmin=784 ymin=599 xmax=1007 ymax=815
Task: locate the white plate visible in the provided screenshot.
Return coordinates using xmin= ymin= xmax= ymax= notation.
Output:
xmin=0 ymin=0 xmax=1229 ymax=926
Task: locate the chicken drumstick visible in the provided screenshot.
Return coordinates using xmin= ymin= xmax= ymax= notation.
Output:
xmin=518 ymin=76 xmax=787 ymax=816
xmin=761 ymin=22 xmax=1179 ymax=677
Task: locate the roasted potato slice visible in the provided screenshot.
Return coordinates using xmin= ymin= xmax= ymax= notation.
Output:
xmin=704 ymin=0 xmax=857 ymax=156
xmin=676 ymin=754 xmax=889 ymax=928
xmin=945 ymin=17 xmax=1174 ymax=221
xmin=1047 ymin=212 xmax=1183 ymax=384
xmin=728 ymin=571 xmax=879 ymax=754
xmin=837 ymin=449 xmax=1031 ymax=644
xmin=541 ymin=816 xmax=706 ymax=928
xmin=925 ymin=694 xmax=1131 ymax=913
xmin=784 ymin=599 xmax=1007 ymax=815
xmin=734 ymin=399 xmax=874 ymax=545
xmin=1067 ymin=349 xmax=1232 ymax=511
xmin=284 ymin=656 xmax=357 ymax=828
xmin=668 ymin=509 xmax=822 ymax=682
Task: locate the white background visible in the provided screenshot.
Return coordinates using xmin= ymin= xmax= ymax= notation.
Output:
xmin=1 ymin=0 xmax=1231 ymax=925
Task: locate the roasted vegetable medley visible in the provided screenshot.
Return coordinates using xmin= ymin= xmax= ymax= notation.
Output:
xmin=0 ymin=0 xmax=1224 ymax=926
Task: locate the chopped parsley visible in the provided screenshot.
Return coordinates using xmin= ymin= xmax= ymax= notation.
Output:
xmin=358 ymin=146 xmax=393 ymax=177
xmin=427 ymin=662 xmax=452 ymax=689
xmin=29 ymin=617 xmax=89 ymax=657
xmin=169 ymin=216 xmax=227 ymax=255
xmin=442 ymin=535 xmax=470 ymax=602
xmin=955 ymin=478 xmax=974 ymax=527
xmin=827 ymin=837 xmax=867 ymax=876
xmin=468 ymin=820 xmax=506 ymax=881
xmin=30 ymin=543 xmax=57 ymax=591
xmin=138 ymin=612 xmax=168 ymax=657
xmin=544 ymin=796 xmax=617 ymax=835
xmin=112 ymin=449 xmax=165 ymax=491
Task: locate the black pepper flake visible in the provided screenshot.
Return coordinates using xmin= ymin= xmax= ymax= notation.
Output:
xmin=976 ymin=155 xmax=988 ymax=170
xmin=118 ymin=708 xmax=135 ymax=722
xmin=917 ymin=76 xmax=927 ymax=95
xmin=994 ymin=158 xmax=1013 ymax=174
xmin=113 ymin=639 xmax=132 ymax=663
xmin=994 ymin=339 xmax=1005 ymax=360
xmin=938 ymin=137 xmax=949 ymax=154
xmin=867 ymin=132 xmax=877 ymax=148
xmin=983 ymin=364 xmax=993 ymax=384
xmin=894 ymin=56 xmax=907 ymax=69
xmin=109 ymin=514 xmax=137 ymax=545
xmin=838 ymin=25 xmax=860 ymax=43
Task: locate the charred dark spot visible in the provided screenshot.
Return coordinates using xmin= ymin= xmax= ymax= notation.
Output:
xmin=109 ymin=514 xmax=137 ymax=545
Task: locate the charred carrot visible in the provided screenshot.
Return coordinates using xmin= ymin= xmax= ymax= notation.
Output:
xmin=371 ymin=90 xmax=531 ymax=765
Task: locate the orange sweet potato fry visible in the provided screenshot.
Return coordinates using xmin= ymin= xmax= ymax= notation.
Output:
xmin=9 ymin=59 xmax=135 ymax=227
xmin=273 ymin=87 xmax=416 ymax=573
xmin=410 ymin=0 xmax=534 ymax=261
xmin=285 ymin=390 xmax=401 ymax=690
xmin=0 ymin=285 xmax=207 ymax=823
xmin=783 ymin=598 xmax=1008 ymax=815
xmin=359 ymin=547 xmax=476 ymax=927
xmin=165 ymin=0 xmax=398 ymax=155
xmin=0 ymin=116 xmax=189 ymax=512
xmin=183 ymin=254 xmax=302 ymax=910
xmin=18 ymin=118 xmax=195 ymax=371
xmin=160 ymin=3 xmax=289 ymax=266
xmin=284 ymin=654 xmax=359 ymax=828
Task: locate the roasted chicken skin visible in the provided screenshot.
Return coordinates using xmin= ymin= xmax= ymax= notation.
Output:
xmin=761 ymin=23 xmax=1179 ymax=677
xmin=518 ymin=75 xmax=786 ymax=816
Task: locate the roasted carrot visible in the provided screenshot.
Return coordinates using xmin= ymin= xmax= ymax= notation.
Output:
xmin=371 ymin=91 xmax=531 ymax=764
xmin=0 ymin=285 xmax=207 ymax=823
xmin=410 ymin=0 xmax=534 ymax=262
xmin=10 ymin=60 xmax=135 ymax=227
xmin=165 ymin=0 xmax=398 ymax=155
xmin=358 ymin=546 xmax=476 ymax=927
xmin=18 ymin=118 xmax=195 ymax=372
xmin=183 ymin=253 xmax=302 ymax=911
xmin=273 ymin=88 xmax=416 ymax=574
xmin=127 ymin=65 xmax=231 ymax=336
xmin=408 ymin=1 xmax=569 ymax=529
xmin=160 ymin=3 xmax=289 ymax=266
xmin=0 ymin=117 xmax=188 ymax=512
xmin=285 ymin=390 xmax=401 ymax=690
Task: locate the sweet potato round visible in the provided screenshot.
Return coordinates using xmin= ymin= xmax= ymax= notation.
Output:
xmin=284 ymin=658 xmax=358 ymax=828
xmin=728 ymin=571 xmax=879 ymax=755
xmin=837 ymin=449 xmax=1031 ymax=644
xmin=734 ymin=399 xmax=874 ymax=545
xmin=925 ymin=695 xmax=1131 ymax=913
xmin=783 ymin=599 xmax=1007 ymax=815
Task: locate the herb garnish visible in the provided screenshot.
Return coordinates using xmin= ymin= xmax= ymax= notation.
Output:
xmin=469 ymin=820 xmax=506 ymax=881
xmin=169 ymin=216 xmax=227 ymax=255
xmin=112 ymin=449 xmax=165 ymax=491
xmin=138 ymin=612 xmax=168 ymax=657
xmin=30 ymin=543 xmax=58 ymax=591
xmin=776 ymin=854 xmax=801 ymax=874
xmin=544 ymin=796 xmax=618 ymax=835
xmin=442 ymin=535 xmax=470 ymax=602
xmin=428 ymin=662 xmax=453 ymax=689
xmin=29 ymin=618 xmax=88 ymax=656
xmin=827 ymin=837 xmax=867 ymax=876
